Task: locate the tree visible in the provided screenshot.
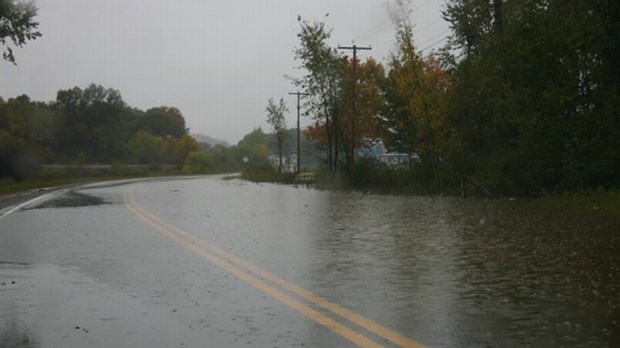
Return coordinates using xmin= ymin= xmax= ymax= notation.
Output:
xmin=55 ymin=84 xmax=127 ymax=162
xmin=338 ymin=57 xmax=385 ymax=170
xmin=0 ymin=129 xmax=29 ymax=179
xmin=126 ymin=130 xmax=165 ymax=165
xmin=182 ymin=152 xmax=215 ymax=174
xmin=0 ymin=0 xmax=41 ymax=64
xmin=292 ymin=19 xmax=344 ymax=175
xmin=235 ymin=127 xmax=270 ymax=168
xmin=174 ymin=134 xmax=199 ymax=165
xmin=442 ymin=0 xmax=620 ymax=194
xmin=265 ymin=98 xmax=289 ymax=173
xmin=380 ymin=0 xmax=450 ymax=192
xmin=140 ymin=106 xmax=187 ymax=138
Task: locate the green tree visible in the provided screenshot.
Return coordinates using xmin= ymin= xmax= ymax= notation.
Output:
xmin=174 ymin=134 xmax=199 ymax=165
xmin=265 ymin=98 xmax=289 ymax=173
xmin=207 ymin=144 xmax=236 ymax=172
xmin=55 ymin=84 xmax=127 ymax=162
xmin=380 ymin=0 xmax=450 ymax=192
xmin=443 ymin=0 xmax=620 ymax=194
xmin=0 ymin=95 xmax=55 ymax=168
xmin=235 ymin=127 xmax=270 ymax=168
xmin=0 ymin=0 xmax=41 ymax=64
xmin=140 ymin=106 xmax=187 ymax=138
xmin=292 ymin=19 xmax=344 ymax=174
xmin=0 ymin=129 xmax=29 ymax=179
xmin=126 ymin=130 xmax=164 ymax=165
xmin=182 ymin=152 xmax=215 ymax=174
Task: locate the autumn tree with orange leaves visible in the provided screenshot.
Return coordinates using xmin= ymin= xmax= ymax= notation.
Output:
xmin=338 ymin=57 xmax=386 ymax=170
xmin=294 ymin=19 xmax=387 ymax=175
xmin=380 ymin=0 xmax=450 ymax=192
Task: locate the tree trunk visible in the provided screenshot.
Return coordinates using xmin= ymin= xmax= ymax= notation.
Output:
xmin=278 ymin=141 xmax=283 ymax=174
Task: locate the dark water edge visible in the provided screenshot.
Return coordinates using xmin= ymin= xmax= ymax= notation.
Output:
xmin=310 ymin=190 xmax=620 ymax=347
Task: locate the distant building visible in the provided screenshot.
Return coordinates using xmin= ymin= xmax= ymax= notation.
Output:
xmin=358 ymin=138 xmax=418 ymax=168
xmin=358 ymin=138 xmax=387 ymax=158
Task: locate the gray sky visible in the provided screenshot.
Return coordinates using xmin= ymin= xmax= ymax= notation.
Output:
xmin=2 ymin=0 xmax=450 ymax=144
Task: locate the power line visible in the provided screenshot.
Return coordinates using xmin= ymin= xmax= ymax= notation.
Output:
xmin=413 ymin=0 xmax=434 ymax=12
xmin=353 ymin=19 xmax=393 ymax=42
xmin=419 ymin=36 xmax=449 ymax=54
xmin=414 ymin=17 xmax=444 ymax=34
xmin=417 ymin=28 xmax=451 ymax=48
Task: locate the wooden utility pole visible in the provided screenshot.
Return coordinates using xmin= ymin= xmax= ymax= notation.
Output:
xmin=288 ymin=91 xmax=308 ymax=173
xmin=337 ymin=44 xmax=371 ymax=166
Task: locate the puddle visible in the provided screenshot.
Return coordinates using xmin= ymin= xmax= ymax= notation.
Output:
xmin=30 ymin=192 xmax=108 ymax=209
xmin=0 ymin=262 xmax=221 ymax=347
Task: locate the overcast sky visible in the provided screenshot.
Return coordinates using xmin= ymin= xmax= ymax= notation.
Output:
xmin=2 ymin=0 xmax=450 ymax=144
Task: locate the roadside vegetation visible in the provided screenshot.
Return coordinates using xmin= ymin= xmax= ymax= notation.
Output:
xmin=271 ymin=0 xmax=619 ymax=199
xmin=539 ymin=189 xmax=620 ymax=216
xmin=2 ymin=0 xmax=618 ymax=206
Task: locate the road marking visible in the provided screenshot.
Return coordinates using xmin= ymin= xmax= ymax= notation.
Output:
xmin=124 ymin=191 xmax=426 ymax=348
xmin=125 ymin=192 xmax=384 ymax=347
xmin=0 ymin=193 xmax=53 ymax=220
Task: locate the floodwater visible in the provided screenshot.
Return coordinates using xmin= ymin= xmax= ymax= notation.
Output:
xmin=1 ymin=176 xmax=619 ymax=347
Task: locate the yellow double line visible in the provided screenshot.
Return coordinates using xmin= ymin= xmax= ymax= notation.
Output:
xmin=124 ymin=191 xmax=425 ymax=348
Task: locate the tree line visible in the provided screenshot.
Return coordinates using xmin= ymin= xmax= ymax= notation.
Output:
xmin=289 ymin=0 xmax=619 ymax=196
xmin=0 ymin=84 xmax=200 ymax=178
xmin=0 ymin=83 xmax=317 ymax=180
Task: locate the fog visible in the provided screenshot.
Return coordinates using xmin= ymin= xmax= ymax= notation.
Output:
xmin=1 ymin=0 xmax=450 ymax=144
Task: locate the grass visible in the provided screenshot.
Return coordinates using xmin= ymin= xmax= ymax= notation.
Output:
xmin=241 ymin=164 xmax=289 ymax=183
xmin=539 ymin=189 xmax=620 ymax=216
xmin=0 ymin=165 xmax=183 ymax=196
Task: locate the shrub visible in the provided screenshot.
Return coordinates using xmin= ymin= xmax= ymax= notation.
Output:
xmin=182 ymin=152 xmax=215 ymax=174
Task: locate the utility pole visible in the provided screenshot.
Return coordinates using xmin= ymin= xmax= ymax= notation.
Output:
xmin=289 ymin=91 xmax=308 ymax=174
xmin=337 ymin=44 xmax=371 ymax=166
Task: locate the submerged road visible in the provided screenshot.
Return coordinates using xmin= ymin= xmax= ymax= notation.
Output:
xmin=1 ymin=176 xmax=619 ymax=347
xmin=0 ymin=177 xmax=424 ymax=347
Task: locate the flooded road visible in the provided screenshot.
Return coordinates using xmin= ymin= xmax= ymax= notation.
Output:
xmin=1 ymin=176 xmax=619 ymax=347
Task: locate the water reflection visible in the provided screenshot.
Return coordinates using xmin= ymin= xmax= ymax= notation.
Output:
xmin=0 ymin=319 xmax=38 ymax=348
xmin=0 ymin=264 xmax=39 ymax=348
xmin=306 ymin=192 xmax=619 ymax=347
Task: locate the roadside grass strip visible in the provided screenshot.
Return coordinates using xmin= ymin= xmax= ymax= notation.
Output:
xmin=124 ymin=190 xmax=426 ymax=348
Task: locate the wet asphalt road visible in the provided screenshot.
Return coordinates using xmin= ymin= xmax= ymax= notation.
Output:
xmin=1 ymin=176 xmax=619 ymax=347
xmin=0 ymin=177 xmax=414 ymax=348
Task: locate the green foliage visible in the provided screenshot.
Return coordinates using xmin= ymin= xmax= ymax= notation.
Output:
xmin=290 ymin=0 xmax=620 ymax=196
xmin=234 ymin=127 xmax=270 ymax=166
xmin=439 ymin=0 xmax=620 ymax=194
xmin=126 ymin=130 xmax=165 ymax=165
xmin=0 ymin=84 xmax=298 ymax=183
xmin=0 ymin=130 xmax=37 ymax=179
xmin=182 ymin=152 xmax=215 ymax=175
xmin=265 ymin=98 xmax=289 ymax=173
xmin=292 ymin=19 xmax=344 ymax=174
xmin=174 ymin=134 xmax=199 ymax=164
xmin=140 ymin=107 xmax=187 ymax=138
xmin=55 ymin=84 xmax=128 ymax=162
xmin=0 ymin=0 xmax=42 ymax=63
xmin=3 ymin=1 xmax=619 ymax=196
xmin=345 ymin=158 xmax=392 ymax=189
xmin=241 ymin=164 xmax=292 ymax=184
xmin=0 ymin=83 xmax=201 ymax=181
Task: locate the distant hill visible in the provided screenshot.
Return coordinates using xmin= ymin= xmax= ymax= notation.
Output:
xmin=191 ymin=133 xmax=230 ymax=147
